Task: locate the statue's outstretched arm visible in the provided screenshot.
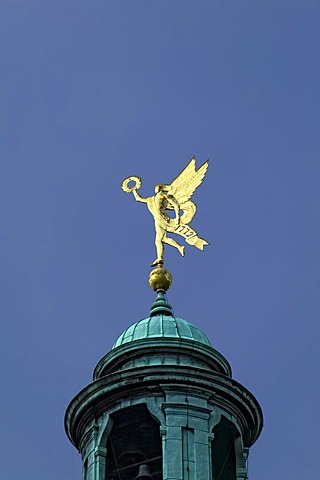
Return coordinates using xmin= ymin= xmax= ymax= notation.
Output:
xmin=132 ymin=189 xmax=148 ymax=204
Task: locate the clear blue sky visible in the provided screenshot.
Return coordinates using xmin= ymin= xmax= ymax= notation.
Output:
xmin=1 ymin=1 xmax=319 ymax=479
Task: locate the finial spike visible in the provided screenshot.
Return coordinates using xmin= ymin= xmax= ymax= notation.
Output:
xmin=150 ymin=291 xmax=173 ymax=317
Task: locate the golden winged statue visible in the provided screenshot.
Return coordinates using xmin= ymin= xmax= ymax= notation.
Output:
xmin=122 ymin=157 xmax=209 ymax=266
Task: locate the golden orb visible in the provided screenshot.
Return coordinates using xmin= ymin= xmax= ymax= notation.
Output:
xmin=149 ymin=265 xmax=173 ymax=292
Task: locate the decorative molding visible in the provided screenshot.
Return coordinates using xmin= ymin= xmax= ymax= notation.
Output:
xmin=209 ymin=407 xmax=222 ymax=430
xmin=145 ymin=396 xmax=166 ymax=424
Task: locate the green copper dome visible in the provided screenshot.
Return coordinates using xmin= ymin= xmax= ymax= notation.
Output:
xmin=95 ymin=292 xmax=231 ymax=381
xmin=112 ymin=291 xmax=211 ymax=349
xmin=112 ymin=314 xmax=211 ymax=349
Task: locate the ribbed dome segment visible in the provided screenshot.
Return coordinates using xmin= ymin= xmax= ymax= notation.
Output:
xmin=112 ymin=314 xmax=211 ymax=349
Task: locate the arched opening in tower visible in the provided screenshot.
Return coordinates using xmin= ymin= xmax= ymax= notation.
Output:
xmin=211 ymin=416 xmax=237 ymax=480
xmin=106 ymin=404 xmax=162 ymax=480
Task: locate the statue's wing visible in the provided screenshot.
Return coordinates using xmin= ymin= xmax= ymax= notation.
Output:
xmin=168 ymin=158 xmax=209 ymax=205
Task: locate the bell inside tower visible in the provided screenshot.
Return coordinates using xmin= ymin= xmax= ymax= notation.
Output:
xmin=106 ymin=404 xmax=162 ymax=480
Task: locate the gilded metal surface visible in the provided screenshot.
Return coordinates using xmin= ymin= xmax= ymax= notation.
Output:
xmin=122 ymin=157 xmax=209 ymax=266
xmin=148 ymin=264 xmax=173 ymax=292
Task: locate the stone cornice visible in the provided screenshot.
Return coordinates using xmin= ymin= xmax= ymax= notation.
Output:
xmin=65 ymin=363 xmax=262 ymax=451
xmin=93 ymin=337 xmax=232 ymax=379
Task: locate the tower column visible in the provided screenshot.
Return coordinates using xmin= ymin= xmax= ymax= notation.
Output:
xmin=235 ymin=444 xmax=249 ymax=480
xmin=79 ymin=425 xmax=99 ymax=480
xmin=162 ymin=389 xmax=212 ymax=480
xmin=94 ymin=446 xmax=107 ymax=480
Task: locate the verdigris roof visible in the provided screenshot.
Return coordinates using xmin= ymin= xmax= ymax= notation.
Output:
xmin=95 ymin=292 xmax=231 ymax=381
xmin=112 ymin=314 xmax=211 ymax=349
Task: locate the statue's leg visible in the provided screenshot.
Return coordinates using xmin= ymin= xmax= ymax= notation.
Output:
xmin=150 ymin=227 xmax=165 ymax=266
xmin=163 ymin=236 xmax=185 ymax=257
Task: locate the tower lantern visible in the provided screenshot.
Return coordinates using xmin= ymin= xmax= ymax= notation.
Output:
xmin=65 ymin=158 xmax=263 ymax=480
